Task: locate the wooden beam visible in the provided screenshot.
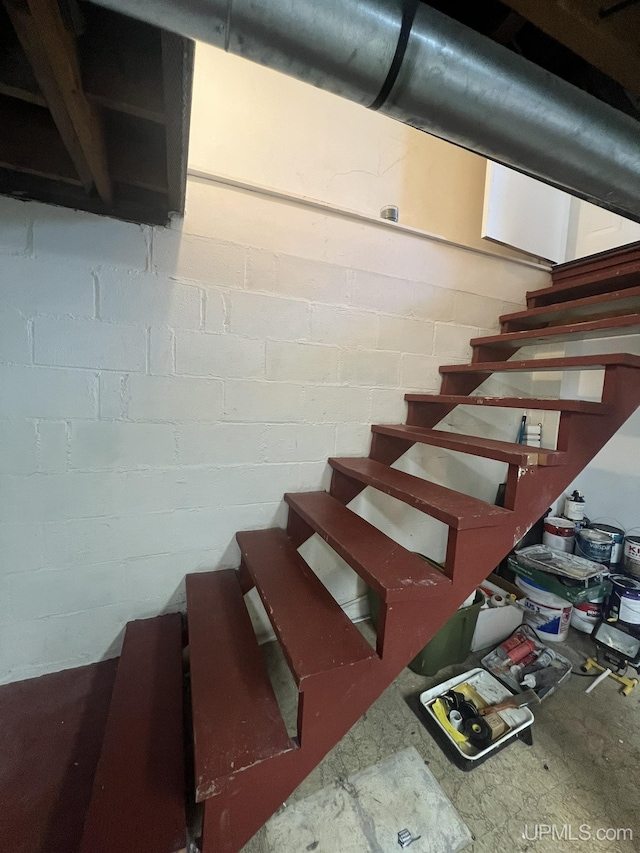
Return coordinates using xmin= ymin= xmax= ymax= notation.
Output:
xmin=161 ymin=31 xmax=194 ymax=213
xmin=4 ymin=0 xmax=112 ymax=201
xmin=498 ymin=0 xmax=640 ymax=95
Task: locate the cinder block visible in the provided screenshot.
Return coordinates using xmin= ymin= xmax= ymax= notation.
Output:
xmin=400 ymin=353 xmax=443 ymax=391
xmin=411 ymin=281 xmax=455 ymax=322
xmin=377 ymin=315 xmax=434 ymax=355
xmin=302 ymin=385 xmax=370 ymax=424
xmin=99 ymin=373 xmax=127 ymax=418
xmin=276 ymin=255 xmax=351 ymax=305
xmin=0 ymin=605 xmax=134 ymax=680
xmin=34 ymin=317 xmax=147 ymax=371
xmin=32 ymin=203 xmax=148 ymax=271
xmin=98 ymin=268 xmax=202 ymax=329
xmin=9 ymin=564 xmax=125 ymax=621
xmin=177 ymin=423 xmax=265 ymax=465
xmin=70 ymin=421 xmax=177 ymax=469
xmin=228 ymin=291 xmax=309 ymax=341
xmin=310 ymin=305 xmax=377 ymax=348
xmin=244 ymin=247 xmax=277 ymax=292
xmin=176 ymin=331 xmax=265 ymax=378
xmin=351 ymin=270 xmax=414 ymax=316
xmin=433 ymin=323 xmax=476 ymax=359
xmin=453 ymin=291 xmax=502 ymax=330
xmin=0 ymin=256 xmax=95 ymax=317
xmin=127 ymin=374 xmax=223 ymax=422
xmin=36 ymin=421 xmax=68 ymax=472
xmin=123 ymin=550 xmax=220 ymax=603
xmin=0 ymin=311 xmax=31 ymax=364
xmin=335 ymin=423 xmax=372 ymax=456
xmin=152 ymin=228 xmax=245 ymax=288
xmin=149 ymin=327 xmax=175 ymax=375
xmin=0 ymin=366 xmax=97 ymax=418
xmin=371 ymin=388 xmax=406 ymax=422
xmin=266 ymin=340 xmax=338 ymax=383
xmin=204 ymin=287 xmax=226 ymax=332
xmin=0 ymin=195 xmax=29 ymax=255
xmin=0 ymin=419 xmax=37 ymax=473
xmin=223 ymin=380 xmax=305 ymax=423
xmin=339 ymin=348 xmax=400 ymax=387
xmin=262 ymin=424 xmax=336 ymax=463
xmin=181 ymin=463 xmax=300 ymax=508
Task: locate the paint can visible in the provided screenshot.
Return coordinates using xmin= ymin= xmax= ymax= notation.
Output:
xmin=570 ymin=589 xmax=606 ymax=634
xmin=515 ymin=576 xmax=572 ymax=642
xmin=623 ymin=535 xmax=640 ymax=580
xmin=543 ymin=516 xmax=575 ymax=553
xmin=606 ymin=575 xmax=640 ymax=630
xmin=589 ymin=522 xmax=625 ymax=569
xmin=574 ymin=528 xmax=613 ymax=566
xmin=564 ymin=490 xmax=586 ymax=521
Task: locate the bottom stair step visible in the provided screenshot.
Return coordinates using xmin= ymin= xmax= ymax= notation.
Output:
xmin=79 ymin=614 xmax=186 ymax=853
xmin=186 ymin=570 xmax=295 ymax=802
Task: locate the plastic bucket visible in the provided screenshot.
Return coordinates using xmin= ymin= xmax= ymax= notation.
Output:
xmin=515 ymin=576 xmax=573 ymax=642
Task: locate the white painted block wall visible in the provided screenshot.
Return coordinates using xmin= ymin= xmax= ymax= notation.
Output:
xmin=0 ymin=183 xmax=549 ymax=684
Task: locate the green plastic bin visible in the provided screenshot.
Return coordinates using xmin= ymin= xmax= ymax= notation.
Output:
xmin=368 ymin=587 xmax=484 ymax=677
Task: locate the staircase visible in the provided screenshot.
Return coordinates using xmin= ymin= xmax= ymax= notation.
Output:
xmin=78 ymin=242 xmax=640 ymax=853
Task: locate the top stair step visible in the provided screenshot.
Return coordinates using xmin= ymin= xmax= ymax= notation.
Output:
xmin=530 ymin=241 xmax=640 ymax=307
xmin=501 ymin=285 xmax=640 ymax=332
xmin=329 ymin=456 xmax=512 ymax=530
xmin=371 ymin=424 xmax=565 ymax=467
xmin=471 ymin=313 xmax=640 ymax=353
xmin=237 ymin=528 xmax=376 ymax=689
xmin=284 ymin=490 xmax=450 ymax=602
xmin=79 ymin=615 xmax=186 ymax=853
xmin=186 ymin=570 xmax=294 ymax=802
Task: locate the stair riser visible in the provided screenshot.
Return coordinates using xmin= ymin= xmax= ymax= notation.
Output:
xmin=528 ymin=265 xmax=640 ymax=308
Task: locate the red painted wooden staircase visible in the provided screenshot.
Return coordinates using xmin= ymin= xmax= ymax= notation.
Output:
xmin=78 ymin=242 xmax=640 ymax=853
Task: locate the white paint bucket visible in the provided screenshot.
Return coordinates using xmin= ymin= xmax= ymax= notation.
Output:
xmin=542 ymin=516 xmax=575 ymax=553
xmin=570 ymin=592 xmax=606 ymax=634
xmin=515 ymin=576 xmax=572 ymax=642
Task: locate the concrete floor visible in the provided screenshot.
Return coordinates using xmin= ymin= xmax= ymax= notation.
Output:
xmin=243 ymin=624 xmax=639 ymax=853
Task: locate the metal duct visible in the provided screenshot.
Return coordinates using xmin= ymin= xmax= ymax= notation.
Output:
xmin=95 ymin=0 xmax=640 ymax=223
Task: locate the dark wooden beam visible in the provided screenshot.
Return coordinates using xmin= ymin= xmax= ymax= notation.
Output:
xmin=161 ymin=31 xmax=194 ymax=214
xmin=4 ymin=0 xmax=112 ymax=201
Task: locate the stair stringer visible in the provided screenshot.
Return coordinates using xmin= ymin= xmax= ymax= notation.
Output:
xmin=201 ymin=362 xmax=640 ymax=853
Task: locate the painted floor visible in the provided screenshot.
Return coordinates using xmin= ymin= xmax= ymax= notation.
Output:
xmin=243 ymin=625 xmax=639 ymax=853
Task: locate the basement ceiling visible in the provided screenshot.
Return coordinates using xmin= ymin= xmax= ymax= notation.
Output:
xmin=421 ymin=0 xmax=640 ymax=122
xmin=0 ymin=0 xmax=193 ymax=224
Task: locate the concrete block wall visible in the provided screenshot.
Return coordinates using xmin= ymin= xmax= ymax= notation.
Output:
xmin=0 ymin=184 xmax=549 ymax=684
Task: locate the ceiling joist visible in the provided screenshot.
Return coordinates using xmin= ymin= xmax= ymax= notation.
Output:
xmin=4 ymin=0 xmax=112 ymax=202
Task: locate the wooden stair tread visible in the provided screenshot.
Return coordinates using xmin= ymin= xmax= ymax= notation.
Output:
xmin=186 ymin=570 xmax=294 ymax=802
xmin=79 ymin=615 xmax=186 ymax=853
xmin=528 ymin=244 xmax=640 ymax=307
xmin=405 ymin=394 xmax=610 ymax=414
xmin=440 ymin=353 xmax=640 ymax=375
xmin=471 ymin=313 xmax=640 ymax=350
xmin=237 ymin=528 xmax=376 ymax=687
xmin=371 ymin=424 xmax=565 ymax=467
xmin=284 ymin=491 xmax=450 ymax=602
xmin=329 ymin=456 xmax=511 ymax=529
xmin=501 ymin=286 xmax=640 ymax=331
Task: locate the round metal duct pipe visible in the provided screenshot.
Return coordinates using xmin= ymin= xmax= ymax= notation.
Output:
xmin=96 ymin=0 xmax=640 ymax=223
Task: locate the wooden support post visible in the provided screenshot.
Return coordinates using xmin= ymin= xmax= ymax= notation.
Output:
xmin=5 ymin=0 xmax=112 ymax=202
